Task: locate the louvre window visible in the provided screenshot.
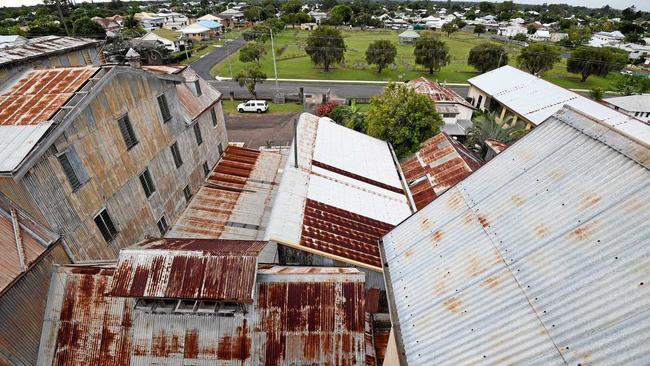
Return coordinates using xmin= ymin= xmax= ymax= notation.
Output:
xmin=218 ymin=143 xmax=223 ymax=157
xmin=158 ymin=94 xmax=171 ymax=122
xmin=157 ymin=216 xmax=168 ymax=235
xmin=202 ymin=161 xmax=210 ymax=177
xmin=183 ymin=185 xmax=192 ymax=203
xmin=210 ymin=108 xmax=218 ymax=127
xmin=170 ymin=142 xmax=183 ymax=168
xmin=94 ymin=208 xmax=117 ymax=243
xmin=195 ymin=80 xmax=202 ymax=96
xmin=193 ymin=123 xmax=203 ymax=145
xmin=118 ymin=114 xmax=138 ymax=149
xmin=139 ymin=168 xmax=156 ymax=198
xmin=57 ymin=147 xmax=89 ymax=191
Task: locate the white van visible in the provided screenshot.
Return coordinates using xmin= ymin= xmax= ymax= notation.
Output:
xmin=237 ymin=100 xmax=268 ymax=113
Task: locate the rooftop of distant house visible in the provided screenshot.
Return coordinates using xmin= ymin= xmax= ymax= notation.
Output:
xmin=0 ymin=36 xmax=101 ymax=68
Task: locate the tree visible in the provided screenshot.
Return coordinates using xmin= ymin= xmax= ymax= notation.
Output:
xmin=244 ymin=6 xmax=266 ymax=22
xmin=473 ymin=24 xmax=486 ymax=37
xmin=624 ymin=32 xmax=645 ymax=44
xmin=414 ymin=32 xmax=450 ymax=74
xmin=512 ymin=33 xmax=528 ymax=42
xmin=517 ymin=44 xmax=560 ymax=75
xmin=305 ymin=26 xmax=346 ymax=72
xmin=234 ymin=66 xmax=267 ymax=97
xmin=330 ymin=100 xmax=367 ymax=133
xmin=614 ymin=74 xmax=650 ymax=95
xmin=468 ymin=43 xmax=508 ymax=74
xmin=239 ymin=42 xmax=266 ymax=63
xmin=366 ymin=83 xmax=442 ymax=158
xmin=281 ymin=0 xmax=302 ymax=14
xmin=365 ymin=40 xmax=397 ymax=73
xmin=567 ymin=46 xmax=628 ymax=82
xmin=72 ymin=16 xmax=106 ymax=37
xmin=441 ymin=22 xmax=458 ymax=37
xmin=589 ymin=87 xmax=604 ymax=101
xmin=466 ymin=112 xmax=526 ymax=158
xmin=330 ymin=4 xmax=353 ymax=24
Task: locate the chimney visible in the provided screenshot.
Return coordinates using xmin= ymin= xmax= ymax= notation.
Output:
xmin=125 ymin=48 xmax=141 ymax=69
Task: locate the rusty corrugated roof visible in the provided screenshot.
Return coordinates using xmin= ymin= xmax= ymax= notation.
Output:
xmin=485 ymin=138 xmax=508 ymax=154
xmin=39 ymin=264 xmax=367 ymax=365
xmin=109 ymin=237 xmax=267 ymax=302
xmin=0 ymin=192 xmax=58 ymax=294
xmin=176 ymin=68 xmax=222 ymax=121
xmin=407 ymin=77 xmax=474 ymax=109
xmin=401 ymin=132 xmax=484 ymax=210
xmin=167 ymin=145 xmax=286 ymax=242
xmin=0 ymin=66 xmax=99 ymax=126
xmin=0 ymin=36 xmax=100 ymax=67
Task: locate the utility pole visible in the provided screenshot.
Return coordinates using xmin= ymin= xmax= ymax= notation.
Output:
xmin=269 ymin=29 xmax=279 ymax=95
xmin=497 ymin=51 xmax=505 ymax=68
xmin=56 ymin=0 xmax=70 ymax=36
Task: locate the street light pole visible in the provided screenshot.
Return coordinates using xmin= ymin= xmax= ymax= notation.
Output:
xmin=269 ymin=29 xmax=279 ymax=95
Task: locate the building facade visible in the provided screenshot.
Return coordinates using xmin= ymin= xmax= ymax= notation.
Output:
xmin=0 ymin=65 xmax=227 ymax=262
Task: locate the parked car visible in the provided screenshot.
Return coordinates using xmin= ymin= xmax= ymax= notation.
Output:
xmin=237 ymin=100 xmax=268 ymax=113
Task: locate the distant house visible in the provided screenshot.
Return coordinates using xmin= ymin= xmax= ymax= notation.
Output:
xmin=91 ymin=16 xmax=121 ymax=33
xmin=218 ymin=8 xmax=245 ymax=27
xmin=603 ymin=94 xmax=650 ymax=123
xmin=385 ymin=18 xmax=410 ymax=29
xmin=407 ymin=77 xmax=476 ymax=138
xmin=528 ymin=29 xmax=550 ymax=41
xmin=134 ymin=12 xmax=164 ymax=30
xmin=197 ymin=13 xmax=223 ymax=22
xmin=398 ymin=29 xmax=420 ymax=44
xmin=550 ymin=32 xmax=568 ymax=42
xmin=197 ymin=19 xmax=224 ymax=34
xmin=0 ymin=35 xmax=102 ymax=85
xmin=157 ymin=11 xmax=190 ymax=30
xmin=141 ymin=30 xmax=185 ymax=52
xmin=0 ymin=34 xmax=27 ymax=49
xmin=179 ymin=22 xmax=212 ymax=42
xmin=589 ymin=30 xmax=625 ymax=47
xmin=498 ymin=25 xmax=527 ymax=37
xmin=300 ymin=22 xmax=318 ymax=30
xmin=309 ymin=10 xmax=328 ymax=24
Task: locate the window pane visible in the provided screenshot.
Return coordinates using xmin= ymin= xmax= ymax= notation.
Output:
xmin=95 ymin=209 xmax=117 ymax=243
xmin=157 ymin=216 xmax=168 ymax=235
xmin=171 ymin=142 xmax=183 ymax=168
xmin=183 ymin=185 xmax=192 ymax=203
xmin=158 ymin=94 xmax=171 ymax=122
xmin=202 ymin=161 xmax=210 ymax=177
xmin=58 ymin=152 xmax=81 ymax=190
xmin=194 ymin=123 xmax=203 ymax=145
xmin=210 ymin=108 xmax=217 ymax=127
xmin=139 ymin=169 xmax=155 ymax=198
xmin=118 ymin=115 xmax=138 ymax=149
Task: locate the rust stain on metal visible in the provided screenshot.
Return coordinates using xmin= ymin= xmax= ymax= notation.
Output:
xmin=443 ymin=297 xmax=462 ymax=314
xmin=511 ymin=194 xmax=525 ymax=207
xmin=535 ymin=224 xmax=550 ymax=238
xmin=431 ymin=230 xmax=444 ymax=244
xmin=580 ymin=193 xmax=602 ymax=209
xmin=217 ymin=323 xmax=251 ymax=360
xmin=401 ymin=133 xmax=483 ymax=210
xmin=407 ymin=77 xmax=475 ymax=109
xmin=299 ymin=198 xmax=394 ymax=268
xmin=477 ymin=214 xmax=490 ymax=228
xmin=482 ymin=276 xmax=499 ymax=289
xmin=0 ymin=66 xmax=99 ymax=126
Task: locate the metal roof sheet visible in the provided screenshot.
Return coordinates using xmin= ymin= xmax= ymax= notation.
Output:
xmin=167 ymin=146 xmax=286 ymax=246
xmin=401 ymin=133 xmax=483 ymax=209
xmin=380 ymin=106 xmax=650 ymax=365
xmin=39 ymin=264 xmax=367 ymax=365
xmin=110 ymin=238 xmax=267 ymax=302
xmin=408 ymin=77 xmax=474 ymax=109
xmin=0 ymin=36 xmax=99 ymax=67
xmin=604 ymin=94 xmax=650 ymax=112
xmin=0 ymin=66 xmax=99 ymax=126
xmin=0 ymin=192 xmax=58 ymax=293
xmin=176 ymin=68 xmax=222 ymax=121
xmin=265 ymin=114 xmax=413 ymax=271
xmin=468 ymin=66 xmax=650 ymax=138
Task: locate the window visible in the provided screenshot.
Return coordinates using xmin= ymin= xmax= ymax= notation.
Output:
xmin=442 ymin=113 xmax=456 ymax=118
xmin=157 ymin=216 xmax=168 ymax=235
xmin=210 ymin=108 xmax=218 ymax=127
xmin=94 ymin=208 xmax=117 ymax=243
xmin=193 ymin=123 xmax=203 ymax=145
xmin=218 ymin=143 xmax=223 ymax=157
xmin=158 ymin=94 xmax=171 ymax=122
xmin=183 ymin=185 xmax=192 ymax=203
xmin=202 ymin=161 xmax=210 ymax=177
xmin=476 ymin=95 xmax=483 ymax=108
xmin=170 ymin=142 xmax=183 ymax=168
xmin=139 ymin=168 xmax=156 ymax=198
xmin=57 ymin=147 xmax=89 ymax=191
xmin=194 ymin=80 xmax=202 ymax=96
xmin=118 ymin=114 xmax=138 ymax=149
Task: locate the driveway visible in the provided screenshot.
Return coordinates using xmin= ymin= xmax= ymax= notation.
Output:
xmin=225 ymin=112 xmax=300 ymax=148
xmin=189 ymin=38 xmax=246 ymax=80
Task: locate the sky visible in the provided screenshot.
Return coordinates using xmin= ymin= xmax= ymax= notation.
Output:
xmin=0 ymin=0 xmax=648 ymax=12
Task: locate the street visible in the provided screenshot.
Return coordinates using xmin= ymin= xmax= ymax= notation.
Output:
xmin=189 ymin=38 xmax=246 ymax=80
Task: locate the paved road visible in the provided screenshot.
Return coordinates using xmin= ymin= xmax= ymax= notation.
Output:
xmin=189 ymin=38 xmax=246 ymax=80
xmin=209 ymin=80 xmax=470 ymax=100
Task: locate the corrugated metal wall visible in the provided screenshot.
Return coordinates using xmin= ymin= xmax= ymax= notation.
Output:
xmin=20 ymin=72 xmax=227 ymax=262
xmin=0 ymin=243 xmax=70 ymax=366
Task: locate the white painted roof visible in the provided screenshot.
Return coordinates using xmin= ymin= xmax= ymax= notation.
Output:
xmin=605 ymin=94 xmax=650 ymax=112
xmin=468 ymin=66 xmax=650 ymax=141
xmin=179 ymin=22 xmax=210 ymax=34
xmin=0 ymin=123 xmax=52 ymax=172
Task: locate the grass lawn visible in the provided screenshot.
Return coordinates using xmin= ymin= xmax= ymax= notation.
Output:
xmin=211 ymin=29 xmax=620 ymax=90
xmin=221 ymin=100 xmax=303 ymax=115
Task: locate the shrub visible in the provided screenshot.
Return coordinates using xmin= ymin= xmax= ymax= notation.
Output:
xmin=315 ymin=101 xmax=339 ymax=117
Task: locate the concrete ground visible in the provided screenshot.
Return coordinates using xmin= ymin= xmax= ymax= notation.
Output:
xmin=225 ymin=112 xmax=301 ymax=149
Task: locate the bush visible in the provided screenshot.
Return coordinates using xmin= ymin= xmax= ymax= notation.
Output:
xmin=329 ymin=105 xmax=351 ymax=123
xmin=169 ymin=50 xmax=192 ymax=63
xmin=315 ymin=101 xmax=339 ymax=117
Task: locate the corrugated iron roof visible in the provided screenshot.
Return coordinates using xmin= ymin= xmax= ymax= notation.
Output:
xmin=401 ymin=133 xmax=483 ymax=209
xmin=0 ymin=36 xmax=100 ymax=67
xmin=380 ymin=106 xmax=650 ymax=365
xmin=0 ymin=66 xmax=99 ymax=126
xmin=167 ymin=145 xmax=287 ymax=243
xmin=468 ymin=65 xmax=650 ymax=139
xmin=39 ymin=264 xmax=367 ymax=365
xmin=0 ymin=192 xmax=59 ymax=294
xmin=265 ymin=114 xmax=413 ymax=271
xmin=407 ymin=77 xmax=474 ymax=109
xmin=110 ymin=237 xmax=267 ymax=302
xmin=176 ymin=68 xmax=222 ymax=121
xmin=484 ymin=138 xmax=508 ymax=154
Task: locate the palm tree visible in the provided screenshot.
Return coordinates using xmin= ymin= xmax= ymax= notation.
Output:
xmin=466 ymin=111 xmax=527 ymax=158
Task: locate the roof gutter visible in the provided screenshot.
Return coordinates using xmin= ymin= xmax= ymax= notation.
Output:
xmin=387 ymin=142 xmax=416 ymax=213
